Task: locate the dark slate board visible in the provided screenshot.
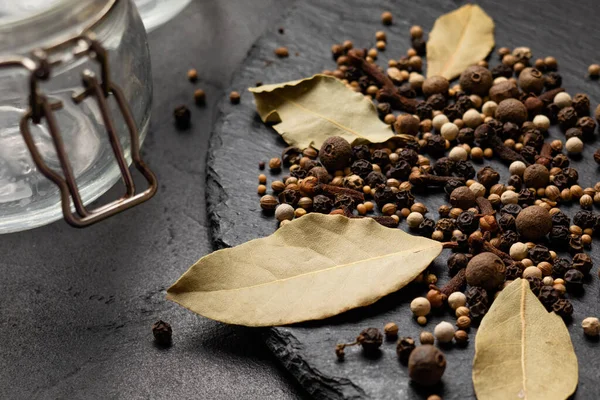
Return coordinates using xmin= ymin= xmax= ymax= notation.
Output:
xmin=207 ymin=0 xmax=600 ymax=398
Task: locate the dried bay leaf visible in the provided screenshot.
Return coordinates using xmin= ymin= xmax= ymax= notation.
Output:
xmin=426 ymin=4 xmax=495 ymax=80
xmin=473 ymin=279 xmax=578 ymax=400
xmin=249 ymin=74 xmax=394 ymax=149
xmin=167 ymin=214 xmax=442 ymax=327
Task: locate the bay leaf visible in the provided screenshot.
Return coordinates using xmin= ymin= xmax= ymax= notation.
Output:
xmin=426 ymin=4 xmax=495 ymax=80
xmin=249 ymin=74 xmax=394 ymax=149
xmin=167 ymin=214 xmax=442 ymax=327
xmin=472 ymin=278 xmax=578 ymax=400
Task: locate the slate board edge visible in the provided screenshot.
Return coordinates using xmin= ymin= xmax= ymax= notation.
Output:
xmin=204 ymin=5 xmax=366 ymax=399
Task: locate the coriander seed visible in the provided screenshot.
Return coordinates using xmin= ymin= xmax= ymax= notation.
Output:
xmin=194 ymin=89 xmax=206 ymax=106
xmin=381 ymin=11 xmax=393 ymax=25
xmin=260 ymin=195 xmax=278 ymax=211
xmin=257 ymin=185 xmax=267 ymax=195
xmin=456 ymin=306 xmax=470 ymax=318
xmin=258 ymin=174 xmax=267 ymax=184
xmin=187 ymin=68 xmax=198 ymax=82
xmin=588 ymin=64 xmax=600 ymax=78
xmin=274 ymin=46 xmax=289 ymax=58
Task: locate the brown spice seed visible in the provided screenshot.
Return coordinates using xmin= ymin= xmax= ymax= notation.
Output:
xmin=230 ymin=91 xmax=241 ymax=104
xmin=275 ymin=47 xmax=289 ymax=58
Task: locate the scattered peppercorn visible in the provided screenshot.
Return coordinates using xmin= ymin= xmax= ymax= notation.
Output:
xmin=229 ymin=91 xmax=241 ymax=104
xmin=173 ymin=105 xmax=191 ymax=129
xmin=152 ymin=320 xmax=172 ymax=346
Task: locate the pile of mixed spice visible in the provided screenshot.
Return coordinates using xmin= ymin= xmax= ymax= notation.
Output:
xmin=253 ymin=13 xmax=600 ymax=390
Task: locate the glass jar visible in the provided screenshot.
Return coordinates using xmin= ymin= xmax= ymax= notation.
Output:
xmin=134 ymin=0 xmax=192 ymax=32
xmin=0 ymin=0 xmax=155 ymax=233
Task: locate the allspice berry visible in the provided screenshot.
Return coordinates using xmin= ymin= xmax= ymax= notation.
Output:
xmin=459 ymin=65 xmax=493 ymax=96
xmin=495 ymin=98 xmax=528 ymax=125
xmin=523 ymin=164 xmax=549 ymax=188
xmin=450 ymin=186 xmax=477 ymax=209
xmin=422 ymin=76 xmax=450 ymax=97
xmin=408 ymin=345 xmax=447 ymax=386
xmin=515 ymin=205 xmax=552 ymax=241
xmin=518 ymin=67 xmax=545 ymax=94
xmin=466 ymin=252 xmax=506 ymax=290
xmin=319 ymin=136 xmax=352 ymax=172
xmin=395 ymin=115 xmax=420 ymax=135
xmin=489 ymin=81 xmax=519 ymax=103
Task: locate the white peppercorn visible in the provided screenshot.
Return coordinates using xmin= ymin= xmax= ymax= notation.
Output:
xmin=409 ymin=72 xmax=425 ymax=90
xmin=582 ymin=317 xmax=600 ymax=337
xmin=407 ymin=212 xmax=424 ymax=228
xmin=441 ymin=122 xmax=459 ymax=141
xmin=553 ymin=92 xmax=572 ymax=108
xmin=463 ymin=108 xmax=483 ymax=128
xmin=275 ymin=204 xmax=295 ymax=221
xmin=522 ymin=266 xmax=542 ymax=279
xmin=432 ymin=114 xmax=450 ymax=131
xmin=448 ymin=146 xmax=468 ymax=161
xmin=510 ymin=242 xmax=528 ymax=261
xmin=447 ymin=292 xmax=467 ymax=310
xmin=501 ymin=190 xmax=519 ymax=204
xmin=566 ymin=137 xmax=584 ymax=154
xmin=509 ymin=161 xmax=527 ymax=176
xmin=481 ymin=101 xmax=498 ymax=117
xmin=410 ymin=297 xmax=431 ymax=317
xmin=533 ymin=115 xmax=550 ymax=132
xmin=433 ymin=321 xmax=455 ymax=343
xmin=469 ymin=182 xmax=486 ymax=197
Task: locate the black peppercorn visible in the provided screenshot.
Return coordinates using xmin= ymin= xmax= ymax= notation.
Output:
xmin=365 ymin=171 xmax=386 ymax=188
xmin=498 ymin=213 xmax=516 ymax=232
xmin=549 ymin=225 xmax=570 ymax=248
xmin=282 ymin=146 xmax=302 ymax=166
xmin=444 ymin=179 xmax=466 ymax=196
xmin=529 ymin=245 xmax=552 ymax=264
xmin=411 ymin=37 xmax=426 ymax=55
xmin=526 ymin=276 xmax=543 ymax=296
xmin=544 ymin=103 xmax=560 ymax=124
xmin=507 ymin=175 xmax=523 ymax=191
xmin=387 ymin=161 xmax=412 ymax=180
xmin=469 ymin=301 xmax=489 ymax=320
xmin=523 ymin=130 xmax=544 ymax=150
xmin=357 ymin=328 xmax=383 ymax=354
xmin=396 ymin=189 xmax=415 ymax=209
xmin=443 ymin=104 xmax=463 ymax=121
xmin=519 ymin=146 xmax=538 ymax=164
xmin=538 ymin=286 xmax=559 ymax=311
xmin=564 ymin=269 xmax=584 ymax=294
xmin=565 ymin=127 xmax=583 ymax=140
xmin=456 ymin=211 xmax=478 ymax=234
xmin=398 ymin=149 xmax=419 ymax=166
xmin=505 ymin=261 xmax=525 ymax=280
xmin=453 ymin=233 xmax=469 ymax=252
xmin=433 ymin=157 xmax=455 ymax=176
xmin=457 ymin=127 xmax=475 ymax=144
xmin=455 ymin=95 xmax=474 ymax=114
xmin=518 ymin=188 xmax=536 ymax=205
xmin=426 ymin=93 xmax=447 ymax=110
xmin=558 ymin=106 xmax=578 ymax=131
xmin=477 ymin=166 xmax=500 ymax=189
xmin=569 ymin=236 xmax=584 ymax=255
xmin=552 ymin=257 xmax=571 ymax=278
xmin=350 ymin=159 xmax=373 ymax=179
xmin=436 ymin=218 xmax=456 ymax=238
xmin=290 ymin=167 xmax=308 ymax=179
xmin=312 ymin=194 xmax=333 ymax=214
xmin=377 ymin=102 xmax=392 ymax=118
xmin=454 ymin=160 xmax=476 ymax=179
xmin=562 ymin=167 xmax=579 ymax=185
xmin=374 ymin=186 xmax=397 ymax=208
xmin=500 ymin=204 xmax=522 ymax=218
xmin=396 ymin=337 xmax=416 ymax=365
xmin=501 ymin=122 xmax=521 ymax=141
xmin=552 ymin=211 xmax=570 ymax=227
xmin=415 ymin=102 xmax=433 ymax=120
xmin=551 ymin=173 xmax=568 ymax=191
xmin=173 ymin=105 xmax=191 ymax=129
xmin=334 ymin=194 xmax=355 ymax=210
xmin=352 ymin=145 xmax=371 ymax=161
xmin=595 ymin=148 xmax=600 ymax=165
xmin=279 ymin=189 xmax=301 ymax=207
xmin=425 ymin=135 xmax=446 ymax=158
xmin=544 ymin=72 xmax=562 ymax=90
xmin=499 ymin=230 xmax=520 ymax=252
xmin=552 ymin=154 xmax=569 ymax=169
xmin=418 ymin=218 xmax=436 ymax=237
xmin=408 ymin=345 xmax=447 ymax=386
xmin=466 ymin=286 xmax=488 ymax=307
xmin=552 ymin=299 xmax=574 ymax=320
xmin=572 ymin=253 xmax=593 ymax=275
xmin=474 ymin=124 xmax=494 ymax=147
xmin=577 ymin=116 xmax=596 ymax=138
xmin=152 ymin=320 xmax=173 ymax=345
xmin=573 ymin=210 xmax=596 ymax=229
xmin=371 ymin=149 xmax=390 ymax=167
xmin=446 ymin=253 xmax=469 ymax=278
xmin=572 ymin=93 xmax=590 ymax=116
xmin=491 ymin=64 xmax=513 ymax=79
xmin=398 ymin=82 xmax=417 ymax=98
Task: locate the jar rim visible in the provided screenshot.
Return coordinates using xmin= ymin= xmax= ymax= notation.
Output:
xmin=0 ymin=0 xmax=114 ymax=55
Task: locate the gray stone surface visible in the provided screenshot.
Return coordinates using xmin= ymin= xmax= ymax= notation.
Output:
xmin=0 ymin=1 xmax=307 ymax=399
xmin=207 ymin=0 xmax=600 ymax=398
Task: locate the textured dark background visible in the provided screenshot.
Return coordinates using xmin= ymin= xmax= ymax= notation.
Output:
xmin=208 ymin=0 xmax=600 ymax=399
xmin=0 ymin=1 xmax=306 ymax=399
